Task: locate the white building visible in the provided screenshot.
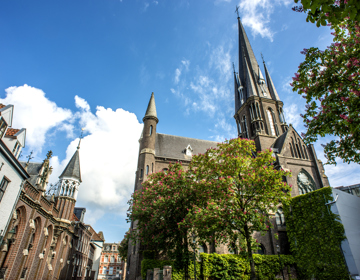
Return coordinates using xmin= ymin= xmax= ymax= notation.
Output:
xmin=330 ymin=188 xmax=360 ymax=278
xmin=0 ymin=104 xmax=29 ymax=245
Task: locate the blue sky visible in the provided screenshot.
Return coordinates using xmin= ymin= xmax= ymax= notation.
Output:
xmin=0 ymin=0 xmax=359 ymax=243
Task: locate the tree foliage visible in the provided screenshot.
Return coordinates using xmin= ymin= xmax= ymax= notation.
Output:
xmin=118 ymin=230 xmax=130 ymax=262
xmin=180 ymin=138 xmax=291 ymax=279
xmin=292 ymin=0 xmax=360 ymax=27
xmin=127 ymin=162 xmax=203 ymax=276
xmin=128 ymin=138 xmax=291 ymax=280
xmin=291 ymin=18 xmax=360 ymax=164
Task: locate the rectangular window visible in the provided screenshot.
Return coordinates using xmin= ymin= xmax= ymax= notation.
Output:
xmin=0 ymin=117 xmax=7 ymax=139
xmin=0 ymin=177 xmax=10 ymax=202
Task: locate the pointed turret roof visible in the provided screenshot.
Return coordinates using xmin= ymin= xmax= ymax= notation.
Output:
xmin=236 ymin=17 xmax=271 ymax=102
xmin=263 ymin=60 xmax=281 ymax=101
xmin=59 ymin=147 xmax=81 ymax=182
xmin=143 ymin=92 xmax=158 ymax=123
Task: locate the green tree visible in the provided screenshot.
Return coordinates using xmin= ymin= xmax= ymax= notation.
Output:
xmin=118 ymin=230 xmax=130 ymax=262
xmin=181 ymin=138 xmax=291 ymax=280
xmin=292 ymin=0 xmax=360 ymax=27
xmin=127 ymin=162 xmax=204 ymax=279
xmin=291 ymin=18 xmax=360 ymax=164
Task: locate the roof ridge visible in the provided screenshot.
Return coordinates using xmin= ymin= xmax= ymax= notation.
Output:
xmin=156 ymin=133 xmax=219 ymax=143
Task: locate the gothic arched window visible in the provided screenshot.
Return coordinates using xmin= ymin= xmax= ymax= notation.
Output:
xmin=146 ymin=165 xmax=149 ymax=175
xmin=242 ymin=116 xmax=249 ymax=139
xmin=256 ymin=103 xmax=261 ymax=119
xmin=297 ymin=169 xmax=316 ymax=195
xmin=303 ymin=145 xmax=309 ymax=159
xmin=267 ymin=109 xmax=276 ymax=136
xmin=289 ymin=143 xmax=294 ymax=157
xmin=149 ymin=125 xmax=153 ymax=136
xmin=236 ymin=119 xmax=242 ymax=135
xmin=291 ymin=138 xmax=299 ymax=158
xmin=249 ymin=105 xmax=254 ymax=120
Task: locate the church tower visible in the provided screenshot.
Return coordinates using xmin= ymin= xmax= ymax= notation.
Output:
xmin=234 ymin=15 xmax=287 ymax=152
xmin=55 ymin=143 xmax=82 ymax=221
xmin=233 ymin=14 xmax=330 ymax=254
xmin=134 ymin=92 xmax=158 ymax=191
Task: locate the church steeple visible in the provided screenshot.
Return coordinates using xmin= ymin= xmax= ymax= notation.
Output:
xmin=233 ymin=14 xmax=287 ymax=150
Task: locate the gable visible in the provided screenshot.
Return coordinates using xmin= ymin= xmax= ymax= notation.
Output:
xmin=0 ymin=105 xmax=14 ymax=127
xmin=274 ymin=125 xmax=310 ymax=160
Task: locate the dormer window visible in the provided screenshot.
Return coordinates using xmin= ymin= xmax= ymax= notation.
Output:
xmin=13 ymin=141 xmax=21 ymax=158
xmin=0 ymin=117 xmax=8 ymax=139
xmin=185 ymin=145 xmax=193 ymax=156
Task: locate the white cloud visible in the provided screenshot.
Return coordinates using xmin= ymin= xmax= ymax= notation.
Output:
xmin=49 ymin=98 xmax=143 ymax=224
xmin=209 ymin=45 xmax=232 ymax=83
xmin=143 ymin=2 xmax=150 ymax=12
xmin=238 ymin=0 xmax=291 ymax=41
xmin=284 ymin=103 xmax=303 ymax=132
xmin=75 ymin=95 xmax=90 ymax=111
xmin=174 ymin=68 xmax=181 ymax=84
xmin=2 ymin=85 xmax=143 ymax=226
xmin=0 ymin=85 xmax=73 ymax=153
xmin=181 ymin=59 xmax=190 ymax=70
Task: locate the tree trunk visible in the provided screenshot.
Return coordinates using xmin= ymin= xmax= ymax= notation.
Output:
xmin=244 ymin=224 xmax=257 ymax=280
xmin=184 ymin=235 xmax=190 ymax=280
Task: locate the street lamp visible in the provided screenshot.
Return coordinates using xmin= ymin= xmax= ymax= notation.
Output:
xmin=192 ymin=234 xmax=197 ymax=280
xmin=276 ymin=244 xmax=285 ymax=280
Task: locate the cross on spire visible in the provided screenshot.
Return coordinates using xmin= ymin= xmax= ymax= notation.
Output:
xmin=77 ymin=128 xmax=85 ymax=149
xmin=235 ymin=5 xmax=240 ymax=18
xmin=26 ymin=151 xmax=34 ymax=164
xmin=261 ymin=53 xmax=265 ymax=64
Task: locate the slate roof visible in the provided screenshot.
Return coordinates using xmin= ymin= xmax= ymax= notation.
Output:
xmin=155 ymin=133 xmax=218 ymax=160
xmin=59 ymin=148 xmax=81 ymax=182
xmin=20 ymin=161 xmax=43 ymax=186
xmin=5 ymin=128 xmax=20 ymax=137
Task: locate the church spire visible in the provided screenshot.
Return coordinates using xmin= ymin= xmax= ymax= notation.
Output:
xmin=237 ymin=16 xmax=270 ymax=101
xmin=262 ymin=55 xmax=281 ymax=101
xmin=59 ymin=147 xmax=81 ymax=182
xmin=143 ymin=92 xmax=158 ymax=123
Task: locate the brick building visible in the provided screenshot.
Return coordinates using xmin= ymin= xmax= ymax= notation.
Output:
xmin=98 ymin=242 xmax=126 ymax=280
xmin=127 ymin=15 xmax=330 ymax=280
xmin=0 ymin=115 xmax=103 ymax=280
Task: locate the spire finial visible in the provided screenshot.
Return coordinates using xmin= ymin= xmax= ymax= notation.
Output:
xmin=26 ymin=151 xmax=34 ymax=164
xmin=235 ymin=5 xmax=240 ymax=18
xmin=232 ymin=62 xmax=236 ymax=73
xmin=261 ymin=53 xmax=265 ymax=64
xmin=77 ymin=128 xmax=84 ymax=149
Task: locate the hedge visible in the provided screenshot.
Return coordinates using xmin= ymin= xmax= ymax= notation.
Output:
xmin=284 ymin=187 xmax=348 ymax=280
xmin=142 ymin=253 xmax=295 ymax=280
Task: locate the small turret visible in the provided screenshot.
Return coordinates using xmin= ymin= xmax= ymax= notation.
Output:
xmin=55 ymin=138 xmax=82 ymax=221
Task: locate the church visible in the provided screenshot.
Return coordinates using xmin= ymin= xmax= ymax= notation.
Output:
xmin=127 ymin=15 xmax=330 ymax=280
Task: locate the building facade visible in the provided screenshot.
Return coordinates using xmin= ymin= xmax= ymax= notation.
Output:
xmin=0 ymin=104 xmax=29 ymax=246
xmin=98 ymin=242 xmax=125 ymax=280
xmin=0 ymin=121 xmax=103 ymax=280
xmin=127 ymin=15 xmax=330 ymax=280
